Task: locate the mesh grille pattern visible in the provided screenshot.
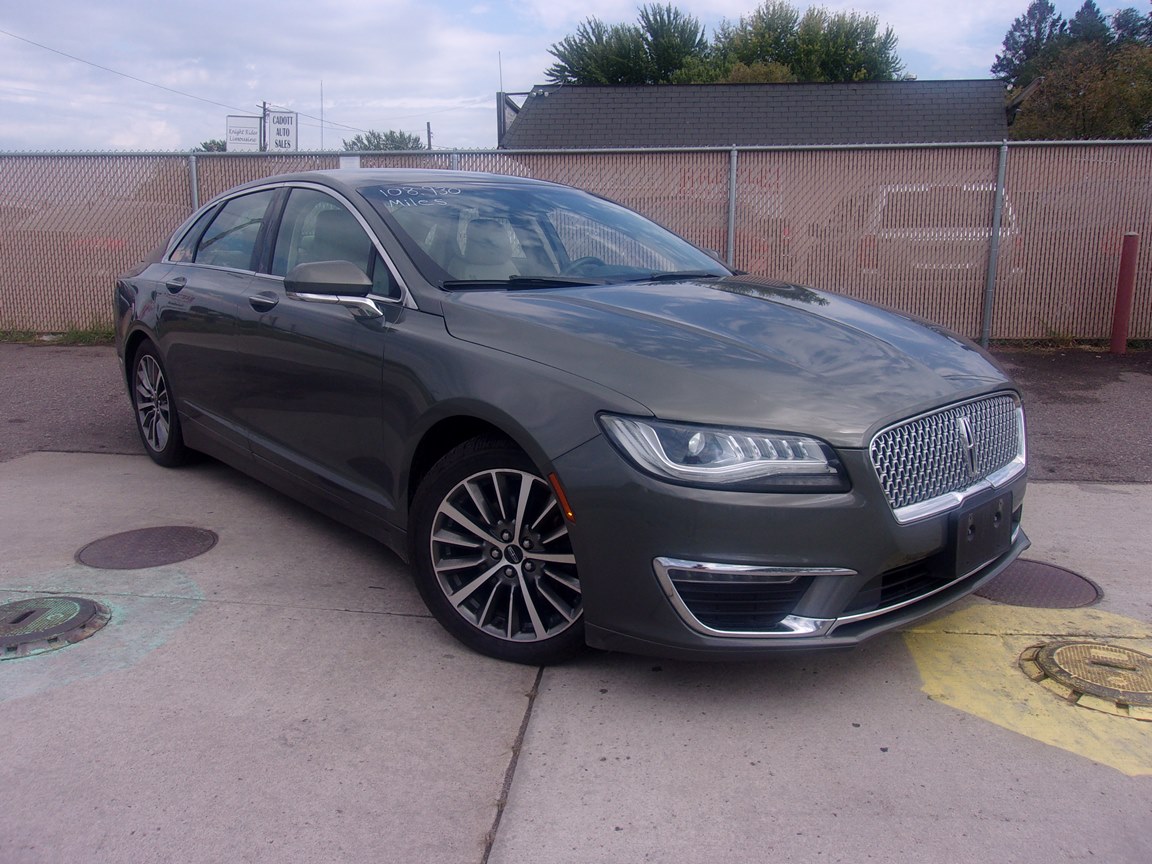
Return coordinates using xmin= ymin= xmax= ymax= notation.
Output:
xmin=869 ymin=395 xmax=1021 ymax=512
xmin=671 ymin=577 xmax=813 ymax=632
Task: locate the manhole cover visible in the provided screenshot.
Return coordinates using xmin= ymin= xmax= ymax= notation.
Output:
xmin=976 ymin=559 xmax=1101 ymax=608
xmin=1020 ymin=641 xmax=1152 ymax=721
xmin=76 ymin=526 xmax=218 ymax=570
xmin=1 ymin=596 xmax=111 ymax=659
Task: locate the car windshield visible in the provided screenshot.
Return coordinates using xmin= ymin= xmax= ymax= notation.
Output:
xmin=358 ymin=180 xmax=730 ymax=287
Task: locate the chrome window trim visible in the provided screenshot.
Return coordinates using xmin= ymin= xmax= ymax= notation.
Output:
xmin=166 ymin=180 xmax=419 ymax=311
xmin=166 ymin=260 xmax=259 ymax=276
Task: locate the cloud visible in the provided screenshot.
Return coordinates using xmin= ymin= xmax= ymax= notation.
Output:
xmin=0 ymin=0 xmax=1127 ymax=151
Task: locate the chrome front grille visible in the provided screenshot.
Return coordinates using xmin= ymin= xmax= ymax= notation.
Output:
xmin=869 ymin=394 xmax=1025 ymax=522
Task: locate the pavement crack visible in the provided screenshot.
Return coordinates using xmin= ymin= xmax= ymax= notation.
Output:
xmin=482 ymin=664 xmax=544 ymax=864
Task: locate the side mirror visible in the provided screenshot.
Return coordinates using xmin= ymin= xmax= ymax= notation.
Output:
xmin=284 ymin=260 xmax=382 ymax=319
xmin=285 ymin=260 xmax=372 ymax=296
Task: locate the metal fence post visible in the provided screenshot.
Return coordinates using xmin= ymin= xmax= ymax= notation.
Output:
xmin=980 ymin=141 xmax=1009 ymax=347
xmin=1110 ymin=233 xmax=1141 ymax=354
xmin=727 ymin=148 xmax=738 ymax=267
xmin=188 ymin=154 xmax=199 ymax=211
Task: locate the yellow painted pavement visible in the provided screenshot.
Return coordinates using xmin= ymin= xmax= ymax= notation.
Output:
xmin=904 ymin=603 xmax=1152 ymax=776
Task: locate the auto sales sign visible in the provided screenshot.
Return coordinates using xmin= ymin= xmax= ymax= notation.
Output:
xmin=268 ymin=111 xmax=298 ymax=151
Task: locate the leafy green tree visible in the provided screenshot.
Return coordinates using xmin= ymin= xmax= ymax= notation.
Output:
xmin=712 ymin=2 xmax=802 ymax=77
xmin=342 ymin=130 xmax=425 ymax=151
xmin=991 ymin=0 xmax=1067 ymax=84
xmin=547 ymin=2 xmax=904 ymax=85
xmin=1001 ymin=1 xmax=1152 ymax=140
xmin=194 ymin=139 xmax=227 ymax=152
xmin=639 ymin=4 xmax=708 ymax=82
xmin=722 ymin=60 xmax=796 ymax=84
xmin=546 ymin=4 xmax=707 ymax=85
xmin=1010 ymin=40 xmax=1152 ymax=138
xmin=711 ymin=4 xmax=903 ymax=83
xmin=791 ymin=7 xmax=904 ymax=81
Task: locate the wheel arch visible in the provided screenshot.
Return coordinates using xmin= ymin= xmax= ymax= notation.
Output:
xmin=405 ymin=414 xmax=537 ymax=510
xmin=122 ymin=327 xmax=156 ymax=387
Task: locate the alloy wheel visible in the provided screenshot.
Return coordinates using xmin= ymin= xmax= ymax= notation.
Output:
xmin=429 ymin=468 xmax=582 ymax=643
xmin=134 ymin=353 xmax=171 ymax=453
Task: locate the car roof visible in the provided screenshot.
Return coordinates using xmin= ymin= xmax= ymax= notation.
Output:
xmin=230 ymin=168 xmax=567 ymax=196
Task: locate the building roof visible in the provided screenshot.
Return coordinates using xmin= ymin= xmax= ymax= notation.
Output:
xmin=498 ymin=80 xmax=1009 ymax=149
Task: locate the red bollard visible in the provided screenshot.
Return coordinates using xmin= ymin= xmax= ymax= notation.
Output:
xmin=1110 ymin=233 xmax=1140 ymax=355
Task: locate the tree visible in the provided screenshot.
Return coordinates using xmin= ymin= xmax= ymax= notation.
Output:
xmin=546 ymin=4 xmax=707 ymax=85
xmin=999 ymin=1 xmax=1152 ymax=139
xmin=1111 ymin=6 xmax=1151 ymax=43
xmin=639 ymin=4 xmax=708 ymax=82
xmin=714 ymin=1 xmax=801 ymax=74
xmin=1068 ymin=0 xmax=1111 ymax=44
xmin=194 ymin=139 xmax=227 ymax=152
xmin=342 ymin=130 xmax=425 ymax=151
xmin=546 ymin=2 xmax=905 ymax=86
xmin=711 ymin=4 xmax=903 ymax=82
xmin=991 ymin=0 xmax=1067 ymax=84
xmin=547 ymin=18 xmax=654 ymax=85
xmin=1010 ymin=40 xmax=1152 ymax=138
xmin=790 ymin=7 xmax=904 ymax=81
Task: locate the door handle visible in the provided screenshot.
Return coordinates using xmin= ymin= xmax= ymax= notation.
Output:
xmin=248 ymin=292 xmax=280 ymax=313
xmin=165 ymin=276 xmax=187 ymax=293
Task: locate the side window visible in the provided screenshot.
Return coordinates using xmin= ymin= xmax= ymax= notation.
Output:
xmin=193 ymin=190 xmax=276 ymax=270
xmin=272 ymin=188 xmax=400 ymax=299
xmin=169 ymin=207 xmax=216 ymax=263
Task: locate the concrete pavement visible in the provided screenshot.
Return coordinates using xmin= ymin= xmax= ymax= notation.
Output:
xmin=1 ymin=344 xmax=1151 ymax=862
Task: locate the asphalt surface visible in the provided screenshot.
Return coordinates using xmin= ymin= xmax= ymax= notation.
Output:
xmin=1 ymin=342 xmax=1151 ymax=863
xmin=3 ymin=342 xmax=1150 ymax=479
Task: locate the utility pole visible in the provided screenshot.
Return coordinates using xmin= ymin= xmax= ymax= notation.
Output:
xmin=426 ymin=122 xmax=432 ymax=150
xmin=260 ymin=101 xmax=268 ymax=152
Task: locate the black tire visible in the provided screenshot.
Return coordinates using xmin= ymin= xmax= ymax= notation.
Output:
xmin=130 ymin=342 xmax=191 ymax=467
xmin=409 ymin=437 xmax=585 ymax=665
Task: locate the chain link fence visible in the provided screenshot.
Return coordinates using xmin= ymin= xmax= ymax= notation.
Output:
xmin=1 ymin=143 xmax=1148 ymax=339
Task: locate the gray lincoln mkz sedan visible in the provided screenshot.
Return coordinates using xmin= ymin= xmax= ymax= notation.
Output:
xmin=115 ymin=169 xmax=1028 ymax=664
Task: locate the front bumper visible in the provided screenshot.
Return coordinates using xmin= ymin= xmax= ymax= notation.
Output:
xmin=554 ymin=436 xmax=1028 ymax=660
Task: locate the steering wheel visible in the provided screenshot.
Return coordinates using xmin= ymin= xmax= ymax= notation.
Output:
xmin=562 ymin=256 xmax=607 ymax=275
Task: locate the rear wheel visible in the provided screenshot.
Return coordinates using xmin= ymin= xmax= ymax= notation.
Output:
xmin=131 ymin=343 xmax=190 ymax=467
xmin=410 ymin=438 xmax=584 ymax=665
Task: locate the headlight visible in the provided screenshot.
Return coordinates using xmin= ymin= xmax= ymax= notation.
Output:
xmin=599 ymin=415 xmax=849 ymax=492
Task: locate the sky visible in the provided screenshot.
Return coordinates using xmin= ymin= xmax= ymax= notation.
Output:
xmin=0 ymin=1 xmax=1140 ymax=152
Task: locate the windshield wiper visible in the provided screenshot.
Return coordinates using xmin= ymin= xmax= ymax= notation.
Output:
xmin=441 ymin=276 xmax=604 ymax=290
xmin=616 ymin=271 xmax=726 ymax=284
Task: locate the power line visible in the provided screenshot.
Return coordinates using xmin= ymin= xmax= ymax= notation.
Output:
xmin=0 ymin=26 xmax=257 ymax=116
xmin=1 ymin=26 xmax=492 ymax=143
xmin=0 ymin=27 xmax=364 ymax=136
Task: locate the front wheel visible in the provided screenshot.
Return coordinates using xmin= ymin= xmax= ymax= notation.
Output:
xmin=131 ymin=343 xmax=190 ymax=467
xmin=409 ymin=438 xmax=584 ymax=665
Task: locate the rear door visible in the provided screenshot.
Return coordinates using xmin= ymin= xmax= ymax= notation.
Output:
xmin=159 ymin=188 xmax=279 ymax=452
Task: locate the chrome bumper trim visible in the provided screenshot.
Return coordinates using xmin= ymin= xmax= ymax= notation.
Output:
xmin=653 ymin=557 xmax=852 ymax=639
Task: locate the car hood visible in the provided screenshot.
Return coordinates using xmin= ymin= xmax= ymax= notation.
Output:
xmin=441 ymin=276 xmax=1013 ymax=447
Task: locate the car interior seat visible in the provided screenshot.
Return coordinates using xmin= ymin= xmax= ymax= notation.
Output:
xmin=310 ymin=207 xmax=373 ymax=273
xmin=459 ymin=218 xmax=519 ymax=281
